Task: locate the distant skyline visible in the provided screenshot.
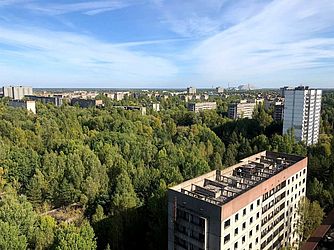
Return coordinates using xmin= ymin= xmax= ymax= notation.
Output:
xmin=0 ymin=0 xmax=334 ymax=88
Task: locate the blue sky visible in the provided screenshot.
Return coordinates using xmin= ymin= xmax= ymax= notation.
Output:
xmin=0 ymin=0 xmax=334 ymax=88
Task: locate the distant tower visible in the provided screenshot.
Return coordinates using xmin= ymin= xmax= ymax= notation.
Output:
xmin=283 ymin=86 xmax=322 ymax=145
xmin=187 ymin=86 xmax=196 ymax=95
xmin=216 ymin=86 xmax=224 ymax=93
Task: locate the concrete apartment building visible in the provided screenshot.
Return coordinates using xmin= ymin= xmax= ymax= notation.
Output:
xmin=187 ymin=87 xmax=197 ymax=95
xmin=273 ymin=101 xmax=284 ymax=122
xmin=25 ymin=95 xmax=63 ymax=107
xmin=2 ymin=86 xmax=33 ymax=100
xmin=228 ymin=100 xmax=257 ymax=119
xmin=188 ymin=102 xmax=217 ymax=113
xmin=216 ymin=87 xmax=224 ymax=94
xmin=70 ymin=98 xmax=103 ymax=108
xmin=9 ymin=100 xmax=36 ymax=114
xmin=168 ymin=151 xmax=307 ymax=250
xmin=283 ymin=86 xmax=322 ymax=145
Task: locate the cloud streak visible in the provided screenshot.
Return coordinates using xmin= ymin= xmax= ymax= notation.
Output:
xmin=1 ymin=0 xmax=138 ymax=16
xmin=191 ymin=0 xmax=334 ymax=86
xmin=0 ymin=25 xmax=178 ymax=86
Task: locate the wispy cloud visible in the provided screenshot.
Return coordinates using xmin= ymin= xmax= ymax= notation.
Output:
xmin=0 ymin=25 xmax=177 ymax=86
xmin=2 ymin=0 xmax=138 ymax=16
xmin=190 ymin=0 xmax=334 ymax=86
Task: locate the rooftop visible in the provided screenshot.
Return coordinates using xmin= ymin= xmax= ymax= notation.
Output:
xmin=170 ymin=151 xmax=304 ymax=206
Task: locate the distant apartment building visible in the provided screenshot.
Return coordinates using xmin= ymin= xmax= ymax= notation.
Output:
xmin=114 ymin=92 xmax=126 ymax=101
xmin=25 ymin=95 xmax=63 ymax=107
xmin=273 ymin=101 xmax=284 ymax=121
xmin=188 ymin=102 xmax=217 ymax=113
xmin=70 ymin=98 xmax=103 ymax=108
xmin=151 ymin=103 xmax=160 ymax=112
xmin=2 ymin=86 xmax=33 ymax=100
xmin=283 ymin=86 xmax=322 ymax=145
xmin=9 ymin=100 xmax=36 ymax=114
xmin=187 ymin=87 xmax=197 ymax=95
xmin=228 ymin=100 xmax=256 ymax=119
xmin=168 ymin=151 xmax=307 ymax=250
xmin=216 ymin=87 xmax=224 ymax=93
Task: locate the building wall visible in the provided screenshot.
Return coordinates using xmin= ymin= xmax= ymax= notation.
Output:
xmin=2 ymin=86 xmax=33 ymax=100
xmin=168 ymin=152 xmax=307 ymax=250
xmin=228 ymin=102 xmax=256 ymax=119
xmin=9 ymin=100 xmax=36 ymax=114
xmin=188 ymin=102 xmax=217 ymax=113
xmin=283 ymin=88 xmax=322 ymax=145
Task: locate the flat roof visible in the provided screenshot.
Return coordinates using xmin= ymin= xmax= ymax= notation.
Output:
xmin=170 ymin=151 xmax=304 ymax=206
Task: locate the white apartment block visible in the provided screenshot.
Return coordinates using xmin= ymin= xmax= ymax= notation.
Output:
xmin=283 ymin=86 xmax=322 ymax=145
xmin=187 ymin=87 xmax=197 ymax=95
xmin=168 ymin=151 xmax=307 ymax=250
xmin=188 ymin=102 xmax=217 ymax=113
xmin=2 ymin=86 xmax=33 ymax=100
xmin=228 ymin=100 xmax=257 ymax=119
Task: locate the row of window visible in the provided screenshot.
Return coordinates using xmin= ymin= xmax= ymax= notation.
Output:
xmin=177 ymin=209 xmax=205 ymax=227
xmin=227 ymin=199 xmax=261 ymax=226
xmin=225 ymin=236 xmax=260 ymax=250
xmin=224 ymin=212 xmax=260 ymax=229
xmin=262 ymin=191 xmax=286 ymax=214
xmin=175 ymin=223 xmax=205 ymax=242
xmin=261 ymin=224 xmax=284 ymax=249
xmin=263 ymin=181 xmax=286 ymax=202
xmin=261 ymin=213 xmax=285 ymax=238
xmin=288 ymin=169 xmax=306 ymax=185
xmin=174 ymin=236 xmax=204 ymax=250
xmin=261 ymin=202 xmax=285 ymax=228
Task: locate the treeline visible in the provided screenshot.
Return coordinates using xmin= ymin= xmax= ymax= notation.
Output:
xmin=0 ymin=91 xmax=333 ymax=249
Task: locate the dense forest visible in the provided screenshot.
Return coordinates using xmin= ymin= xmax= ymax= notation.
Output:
xmin=0 ymin=90 xmax=333 ymax=249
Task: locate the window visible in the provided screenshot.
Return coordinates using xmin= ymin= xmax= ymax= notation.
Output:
xmin=255 ymin=237 xmax=259 ymax=244
xmin=234 ymin=228 xmax=238 ymax=236
xmin=250 ymin=217 xmax=253 ymax=224
xmin=242 ymin=222 xmax=246 ymax=230
xmin=235 ymin=213 xmax=239 ymax=222
xmin=257 ymin=199 xmax=260 ymax=206
xmin=256 ymin=212 xmax=259 ymax=219
xmin=288 ymin=179 xmax=290 ymax=185
xmin=243 ymin=208 xmax=246 ymax=216
xmin=224 ymin=234 xmax=230 ymax=244
xmin=249 ymin=230 xmax=253 ymax=237
xmin=242 ymin=236 xmax=245 ymax=244
xmin=292 ymin=177 xmax=294 ymax=182
xmin=224 ymin=219 xmax=231 ymax=229
xmin=303 ymin=169 xmax=306 ymax=174
xmin=250 ymin=204 xmax=254 ymax=211
xmin=249 ymin=243 xmax=252 ymax=249
xmin=256 ymin=225 xmax=259 ymax=231
xmin=234 ymin=242 xmax=238 ymax=249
